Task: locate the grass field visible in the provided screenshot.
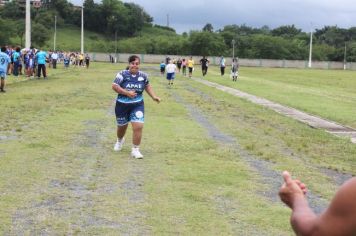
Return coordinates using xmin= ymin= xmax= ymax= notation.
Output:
xmin=203 ymin=66 xmax=356 ymax=128
xmin=0 ymin=63 xmax=355 ymax=234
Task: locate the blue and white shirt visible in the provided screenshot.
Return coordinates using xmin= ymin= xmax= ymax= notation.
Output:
xmin=0 ymin=52 xmax=11 ymax=74
xmin=113 ymin=70 xmax=149 ymax=104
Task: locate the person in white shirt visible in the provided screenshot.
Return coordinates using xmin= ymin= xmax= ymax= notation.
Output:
xmin=51 ymin=51 xmax=58 ymax=69
xmin=219 ymin=56 xmax=226 ymax=76
xmin=165 ymin=60 xmax=177 ymax=87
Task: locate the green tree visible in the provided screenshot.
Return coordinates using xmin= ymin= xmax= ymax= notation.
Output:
xmin=312 ymin=44 xmax=336 ymax=61
xmin=14 ymin=20 xmax=25 ymax=47
xmin=346 ymin=42 xmax=356 ymax=62
xmin=48 ymin=0 xmax=74 ymax=20
xmin=84 ymin=0 xmax=105 ymax=33
xmin=123 ymin=3 xmax=146 ymax=36
xmin=244 ymin=34 xmax=307 ymax=59
xmin=189 ymin=31 xmax=226 ymax=56
xmin=0 ymin=1 xmax=24 ymax=19
xmin=100 ymin=0 xmax=127 ymax=35
xmin=315 ymin=26 xmax=348 ymax=48
xmin=0 ymin=19 xmax=13 ymax=45
xmin=271 ymin=25 xmax=302 ymax=38
xmin=33 ymin=10 xmax=56 ymax=29
xmin=202 ymin=23 xmax=214 ymax=32
xmin=31 ymin=23 xmax=50 ymax=47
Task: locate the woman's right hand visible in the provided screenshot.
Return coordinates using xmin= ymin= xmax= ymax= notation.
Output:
xmin=125 ymin=90 xmax=137 ymax=98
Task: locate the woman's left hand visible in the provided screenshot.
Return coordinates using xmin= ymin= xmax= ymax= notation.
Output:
xmin=152 ymin=96 xmax=161 ymax=103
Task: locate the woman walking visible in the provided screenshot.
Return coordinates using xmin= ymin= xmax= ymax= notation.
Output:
xmin=112 ymin=55 xmax=161 ymax=159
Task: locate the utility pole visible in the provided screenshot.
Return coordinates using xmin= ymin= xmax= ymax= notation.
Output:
xmin=343 ymin=42 xmax=347 ymax=70
xmin=167 ymin=14 xmax=169 ymax=28
xmin=81 ymin=2 xmax=84 ymax=54
xmin=54 ymin=15 xmax=57 ymax=51
xmin=231 ymin=39 xmax=235 ymax=59
xmin=25 ymin=0 xmax=31 ymax=48
xmin=308 ymin=24 xmax=313 ymax=68
xmin=115 ymin=30 xmax=117 ymax=63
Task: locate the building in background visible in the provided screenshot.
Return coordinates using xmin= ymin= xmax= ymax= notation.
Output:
xmin=0 ymin=0 xmax=42 ymax=8
xmin=16 ymin=0 xmax=42 ymax=8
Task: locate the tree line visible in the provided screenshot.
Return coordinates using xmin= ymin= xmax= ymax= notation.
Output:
xmin=1 ymin=0 xmax=356 ymax=61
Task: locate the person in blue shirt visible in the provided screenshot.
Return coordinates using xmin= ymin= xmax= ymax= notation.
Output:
xmin=159 ymin=61 xmax=166 ymax=76
xmin=35 ymin=49 xmax=47 ymax=79
xmin=63 ymin=54 xmax=70 ymax=69
xmin=112 ymin=55 xmax=161 ymax=159
xmin=12 ymin=47 xmax=21 ymax=76
xmin=0 ymin=46 xmax=11 ymax=92
xmin=6 ymin=46 xmax=13 ymax=75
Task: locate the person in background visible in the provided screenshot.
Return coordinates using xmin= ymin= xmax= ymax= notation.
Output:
xmin=187 ymin=56 xmax=194 ymax=78
xmin=18 ymin=49 xmax=23 ymax=75
xmin=24 ymin=50 xmax=34 ymax=77
xmin=160 ymin=61 xmax=166 ymax=76
xmin=0 ymin=46 xmax=11 ymax=92
xmin=31 ymin=47 xmax=37 ymax=77
xmin=165 ymin=59 xmax=177 ymax=86
xmin=231 ymin=57 xmax=239 ymax=81
xmin=200 ymin=56 xmax=209 ymax=76
xmin=63 ymin=53 xmax=70 ymax=69
xmin=47 ymin=50 xmax=52 ymax=68
xmin=6 ymin=46 xmax=13 ymax=75
xmin=181 ymin=58 xmax=187 ymax=76
xmin=79 ymin=53 xmax=84 ymax=67
xmin=85 ymin=54 xmax=90 ymax=68
xmin=112 ymin=55 xmax=161 ymax=159
xmin=12 ymin=46 xmax=21 ymax=77
xmin=219 ymin=56 xmax=226 ymax=76
xmin=279 ymin=171 xmax=356 ymax=236
xmin=35 ymin=49 xmax=48 ymax=79
xmin=176 ymin=58 xmax=182 ymax=73
xmin=51 ymin=51 xmax=58 ymax=69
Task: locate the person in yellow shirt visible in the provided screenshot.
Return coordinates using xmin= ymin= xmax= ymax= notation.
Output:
xmin=187 ymin=56 xmax=194 ymax=78
xmin=79 ymin=53 xmax=84 ymax=67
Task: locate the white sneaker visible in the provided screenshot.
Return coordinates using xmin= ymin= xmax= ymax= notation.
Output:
xmin=114 ymin=138 xmax=125 ymax=151
xmin=131 ymin=147 xmax=143 ymax=159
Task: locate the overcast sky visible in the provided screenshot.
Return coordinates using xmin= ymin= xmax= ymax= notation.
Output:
xmin=74 ymin=0 xmax=356 ymax=33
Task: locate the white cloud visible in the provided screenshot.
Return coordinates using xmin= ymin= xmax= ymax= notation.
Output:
xmin=70 ymin=0 xmax=356 ymax=33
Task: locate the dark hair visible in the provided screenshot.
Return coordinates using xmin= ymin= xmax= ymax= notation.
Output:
xmin=128 ymin=55 xmax=140 ymax=63
xmin=16 ymin=46 xmax=21 ymax=52
xmin=1 ymin=46 xmax=6 ymax=52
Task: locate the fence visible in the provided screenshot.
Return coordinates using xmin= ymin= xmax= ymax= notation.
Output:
xmin=87 ymin=52 xmax=356 ymax=70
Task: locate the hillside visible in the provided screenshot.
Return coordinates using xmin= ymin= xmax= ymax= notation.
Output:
xmin=42 ymin=24 xmax=179 ymax=53
xmin=43 ymin=24 xmax=110 ymax=52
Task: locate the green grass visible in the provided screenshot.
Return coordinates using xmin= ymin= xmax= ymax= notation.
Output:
xmin=0 ymin=63 xmax=355 ymax=234
xmin=42 ymin=24 xmax=178 ymax=52
xmin=201 ymin=66 xmax=356 ymax=127
xmin=46 ymin=24 xmax=111 ymax=51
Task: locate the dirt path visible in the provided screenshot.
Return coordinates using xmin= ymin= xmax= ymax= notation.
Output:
xmin=172 ymin=91 xmax=328 ymax=215
xmin=193 ymin=77 xmax=356 ymax=143
xmin=7 ymin=103 xmax=150 ymax=234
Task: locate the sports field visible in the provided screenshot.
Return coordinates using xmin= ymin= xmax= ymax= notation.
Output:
xmin=0 ymin=63 xmax=355 ymax=234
